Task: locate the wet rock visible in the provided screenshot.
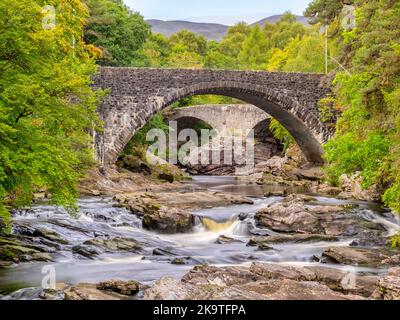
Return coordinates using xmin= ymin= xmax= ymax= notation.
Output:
xmin=83 ymin=237 xmax=141 ymax=253
xmin=63 ymin=283 xmax=128 ymax=300
xmin=171 ymin=258 xmax=189 ymax=265
xmin=0 ymin=261 xmax=14 ymax=268
xmin=248 ymin=234 xmax=339 ymax=248
xmin=115 ymin=191 xmax=253 ymax=213
xmin=255 ymin=198 xmax=323 ymax=234
xmin=377 ymin=268 xmax=400 ymax=300
xmin=238 ymin=213 xmax=248 ymax=221
xmin=39 ymin=288 xmax=66 ymax=300
xmin=0 ymin=236 xmax=53 ymax=263
xmin=152 ymin=247 xmax=178 ymax=256
xmin=158 ymin=173 xmax=175 ymax=183
xmin=215 ymin=235 xmax=241 ymax=244
xmin=72 ymin=245 xmax=102 ymax=259
xmin=350 ymin=233 xmax=389 ymax=247
xmin=13 ymin=224 xmax=68 ymax=245
xmin=255 ymin=196 xmax=384 ymax=238
xmin=97 ymin=280 xmax=140 ymax=296
xmin=143 ymin=207 xmax=195 ymax=234
xmin=321 ymin=247 xmax=398 ymax=267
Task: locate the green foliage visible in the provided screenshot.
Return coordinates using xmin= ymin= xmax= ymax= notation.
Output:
xmin=130 ymin=114 xmax=170 ymax=147
xmin=0 ymin=0 xmax=102 ymax=229
xmin=238 ymin=25 xmax=269 ymax=69
xmin=320 ymin=0 xmax=400 ymax=212
xmin=389 ymin=233 xmax=400 ymax=249
xmin=84 ymin=0 xmax=150 ymax=66
xmin=324 ymin=133 xmax=390 ymax=187
xmin=318 ymin=96 xmax=339 ymax=124
xmin=269 ymin=119 xmax=294 ymax=152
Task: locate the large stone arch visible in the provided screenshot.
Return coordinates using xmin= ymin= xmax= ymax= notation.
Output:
xmin=93 ymin=67 xmax=331 ymax=165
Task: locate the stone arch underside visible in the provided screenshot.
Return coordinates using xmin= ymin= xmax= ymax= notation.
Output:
xmin=93 ymin=68 xmax=331 ymax=165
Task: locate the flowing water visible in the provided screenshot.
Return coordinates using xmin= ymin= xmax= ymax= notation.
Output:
xmin=1 ymin=176 xmax=399 ymax=298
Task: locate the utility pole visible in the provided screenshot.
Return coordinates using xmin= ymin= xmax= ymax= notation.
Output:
xmin=325 ymin=23 xmax=328 ymax=74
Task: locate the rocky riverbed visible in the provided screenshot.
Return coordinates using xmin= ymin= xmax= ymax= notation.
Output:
xmin=0 ymin=176 xmax=399 ymax=300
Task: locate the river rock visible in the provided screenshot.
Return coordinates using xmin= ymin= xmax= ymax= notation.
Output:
xmin=144 ymin=264 xmax=368 ymax=300
xmin=0 ymin=235 xmax=53 ymax=263
xmin=321 ymin=246 xmax=399 ymax=267
xmin=114 ymin=191 xmax=252 ymax=234
xmin=83 ymin=237 xmax=141 ymax=252
xmin=255 ymin=198 xmax=323 ymax=234
xmin=63 ymin=283 xmax=129 ymax=300
xmin=254 ymin=196 xmax=385 ymax=238
xmin=248 ymin=234 xmax=339 ymax=248
xmin=72 ymin=245 xmax=103 ymax=259
xmin=96 ymin=280 xmax=141 ymax=296
xmin=377 ymin=268 xmax=400 ymax=300
xmin=115 ymin=191 xmax=253 ymax=213
xmin=250 ymin=263 xmax=378 ymax=297
xmin=215 ymin=235 xmax=241 ymax=244
xmin=143 ymin=206 xmax=194 ymax=234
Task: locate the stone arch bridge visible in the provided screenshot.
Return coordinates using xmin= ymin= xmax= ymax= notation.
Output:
xmin=93 ymin=67 xmax=331 ymax=165
xmin=170 ymin=104 xmax=270 ymax=136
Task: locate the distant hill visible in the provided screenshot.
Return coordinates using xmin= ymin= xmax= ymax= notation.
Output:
xmin=146 ymin=19 xmax=228 ymax=41
xmin=146 ymin=15 xmax=309 ymax=41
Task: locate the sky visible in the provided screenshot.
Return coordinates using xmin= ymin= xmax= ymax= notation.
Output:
xmin=124 ymin=0 xmax=312 ymax=25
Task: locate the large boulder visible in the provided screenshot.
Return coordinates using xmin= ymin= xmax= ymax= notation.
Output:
xmin=83 ymin=237 xmax=141 ymax=253
xmin=254 ymin=195 xmax=386 ymax=239
xmin=63 ymin=283 xmax=128 ymax=300
xmin=321 ymin=246 xmax=399 ymax=267
xmin=143 ymin=264 xmax=370 ymax=300
xmin=143 ymin=206 xmax=195 ymax=233
xmin=96 ymin=280 xmax=141 ymax=296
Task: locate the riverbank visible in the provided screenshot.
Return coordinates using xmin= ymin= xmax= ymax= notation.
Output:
xmin=1 ymin=174 xmax=399 ymax=300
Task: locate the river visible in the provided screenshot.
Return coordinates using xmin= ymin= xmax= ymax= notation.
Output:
xmin=1 ymin=176 xmax=399 ymax=299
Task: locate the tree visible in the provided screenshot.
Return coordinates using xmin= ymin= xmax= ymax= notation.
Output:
xmin=239 ymin=25 xmax=269 ymax=69
xmin=322 ymin=0 xmax=400 ymax=212
xmin=141 ymin=33 xmax=171 ymax=67
xmin=84 ymin=0 xmax=150 ymax=66
xmin=168 ymin=30 xmax=208 ymax=56
xmin=219 ymin=22 xmax=252 ymax=59
xmin=0 ymin=0 xmax=102 ymax=229
xmin=283 ymin=35 xmax=325 ymax=73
